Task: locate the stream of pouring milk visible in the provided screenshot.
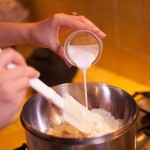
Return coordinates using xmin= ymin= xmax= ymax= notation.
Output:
xmin=67 ymin=44 xmax=99 ymax=108
xmin=45 ymin=44 xmax=123 ymax=137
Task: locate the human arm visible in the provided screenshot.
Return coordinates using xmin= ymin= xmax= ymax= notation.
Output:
xmin=0 ymin=48 xmax=39 ymax=129
xmin=0 ymin=13 xmax=106 ymax=64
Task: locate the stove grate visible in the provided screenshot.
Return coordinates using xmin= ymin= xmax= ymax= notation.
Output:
xmin=14 ymin=143 xmax=28 ymax=150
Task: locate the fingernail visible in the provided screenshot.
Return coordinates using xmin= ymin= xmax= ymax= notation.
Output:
xmin=102 ymin=32 xmax=107 ymax=37
xmin=37 ymin=71 xmax=40 ymax=77
xmin=97 ymin=30 xmax=107 ymax=38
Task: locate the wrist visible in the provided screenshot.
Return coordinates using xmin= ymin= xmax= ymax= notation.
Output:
xmin=19 ymin=23 xmax=33 ymax=44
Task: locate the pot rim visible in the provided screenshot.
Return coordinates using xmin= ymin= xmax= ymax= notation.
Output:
xmin=21 ymin=82 xmax=138 ymax=145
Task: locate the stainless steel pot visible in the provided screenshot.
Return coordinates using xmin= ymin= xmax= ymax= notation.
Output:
xmin=21 ymin=83 xmax=138 ymax=150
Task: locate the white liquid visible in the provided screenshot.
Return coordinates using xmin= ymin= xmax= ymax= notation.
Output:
xmin=46 ymin=107 xmax=123 ymax=137
xmin=68 ymin=44 xmax=99 ymax=108
xmin=46 ymin=44 xmax=123 ymax=136
xmin=68 ymin=45 xmax=99 ymax=70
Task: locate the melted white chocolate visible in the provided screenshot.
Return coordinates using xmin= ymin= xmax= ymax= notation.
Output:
xmin=45 ymin=107 xmax=123 ymax=138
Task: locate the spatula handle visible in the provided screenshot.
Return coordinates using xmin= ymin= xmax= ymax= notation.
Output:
xmin=29 ymin=78 xmax=64 ymax=109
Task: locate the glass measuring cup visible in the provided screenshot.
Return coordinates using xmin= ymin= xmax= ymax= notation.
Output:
xmin=64 ymin=30 xmax=103 ymax=68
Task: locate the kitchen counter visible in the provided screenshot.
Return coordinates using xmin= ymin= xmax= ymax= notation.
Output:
xmin=73 ymin=66 xmax=150 ymax=95
xmin=1 ymin=66 xmax=150 ymax=150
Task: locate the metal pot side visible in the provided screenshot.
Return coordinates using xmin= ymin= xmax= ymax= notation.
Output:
xmin=21 ymin=83 xmax=138 ymax=150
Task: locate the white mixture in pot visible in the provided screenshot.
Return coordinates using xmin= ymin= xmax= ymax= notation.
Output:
xmin=45 ymin=40 xmax=123 ymax=138
xmin=45 ymin=108 xmax=123 ymax=138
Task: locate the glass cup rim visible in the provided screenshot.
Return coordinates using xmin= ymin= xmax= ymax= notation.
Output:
xmin=64 ymin=30 xmax=103 ymax=67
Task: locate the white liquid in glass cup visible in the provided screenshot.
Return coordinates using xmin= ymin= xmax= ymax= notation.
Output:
xmin=64 ymin=30 xmax=103 ymax=108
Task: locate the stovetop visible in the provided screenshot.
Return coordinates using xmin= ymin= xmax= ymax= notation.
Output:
xmin=14 ymin=143 xmax=28 ymax=150
xmin=134 ymin=92 xmax=150 ymax=150
xmin=15 ymin=92 xmax=150 ymax=150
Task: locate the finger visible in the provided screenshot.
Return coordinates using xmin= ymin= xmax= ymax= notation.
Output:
xmin=0 ymin=48 xmax=26 ymax=68
xmin=4 ymin=88 xmax=28 ymax=112
xmin=71 ymin=15 xmax=106 ymax=38
xmin=0 ymin=78 xmax=28 ymax=99
xmin=45 ymin=33 xmax=72 ymax=67
xmin=55 ymin=45 xmax=72 ymax=67
xmin=74 ymin=15 xmax=107 ymax=38
xmin=10 ymin=77 xmax=30 ymax=92
xmin=5 ymin=65 xmax=40 ymax=80
xmin=56 ymin=13 xmax=106 ymax=38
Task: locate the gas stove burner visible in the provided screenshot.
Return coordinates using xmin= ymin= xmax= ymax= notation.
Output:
xmin=14 ymin=143 xmax=28 ymax=150
xmin=132 ymin=91 xmax=150 ymax=99
xmin=133 ymin=91 xmax=150 ymax=149
xmin=15 ymin=91 xmax=150 ymax=150
xmin=141 ymin=115 xmax=150 ymax=136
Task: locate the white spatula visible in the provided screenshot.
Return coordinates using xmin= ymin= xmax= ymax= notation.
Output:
xmin=7 ymin=63 xmax=100 ymax=134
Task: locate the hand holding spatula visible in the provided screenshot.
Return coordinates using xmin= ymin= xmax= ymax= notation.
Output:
xmin=8 ymin=63 xmax=101 ymax=134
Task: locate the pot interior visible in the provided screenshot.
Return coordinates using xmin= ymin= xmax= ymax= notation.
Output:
xmin=21 ymin=83 xmax=137 ymax=139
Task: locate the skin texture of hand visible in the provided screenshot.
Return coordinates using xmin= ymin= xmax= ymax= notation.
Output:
xmin=0 ymin=13 xmax=106 ymax=65
xmin=0 ymin=48 xmax=39 ymax=129
xmin=27 ymin=13 xmax=106 ymax=62
xmin=0 ymin=13 xmax=106 ymax=128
